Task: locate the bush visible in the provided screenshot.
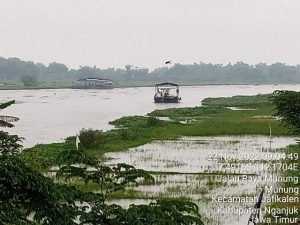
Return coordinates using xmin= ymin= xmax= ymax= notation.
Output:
xmin=79 ymin=128 xmax=104 ymax=149
xmin=21 ymin=75 xmax=38 ymax=86
xmin=272 ymin=90 xmax=300 ymax=133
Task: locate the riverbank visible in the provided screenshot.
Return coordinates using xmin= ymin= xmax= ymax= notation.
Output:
xmin=1 ymin=81 xmax=300 ymax=90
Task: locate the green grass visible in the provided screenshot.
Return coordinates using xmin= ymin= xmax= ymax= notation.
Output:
xmin=148 ymin=106 xmax=226 ymax=119
xmin=202 ymin=94 xmax=273 ymax=108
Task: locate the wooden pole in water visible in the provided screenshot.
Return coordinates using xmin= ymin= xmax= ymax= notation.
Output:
xmin=247 ymin=189 xmax=265 ymax=225
xmin=269 ymin=123 xmax=273 ymax=141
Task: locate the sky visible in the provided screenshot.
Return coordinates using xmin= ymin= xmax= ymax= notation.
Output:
xmin=0 ymin=0 xmax=300 ymax=69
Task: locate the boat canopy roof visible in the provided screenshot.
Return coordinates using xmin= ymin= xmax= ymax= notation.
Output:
xmin=155 ymin=82 xmax=179 ymax=87
xmin=77 ymin=78 xmax=113 ymax=82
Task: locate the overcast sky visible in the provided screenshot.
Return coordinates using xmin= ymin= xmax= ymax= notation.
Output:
xmin=0 ymin=0 xmax=300 ymax=69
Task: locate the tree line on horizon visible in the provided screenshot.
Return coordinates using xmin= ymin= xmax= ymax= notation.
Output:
xmin=1 ymin=57 xmax=300 ymax=86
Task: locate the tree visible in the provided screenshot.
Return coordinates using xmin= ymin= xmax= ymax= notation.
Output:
xmin=0 ymin=157 xmax=82 ymax=225
xmin=0 ymin=100 xmax=19 ymax=128
xmin=21 ymin=75 xmax=38 ymax=86
xmin=272 ymin=90 xmax=300 ymax=133
xmin=0 ymin=131 xmax=23 ymax=156
xmin=0 ymin=100 xmax=81 ymax=225
xmin=80 ymin=199 xmax=203 ymax=225
xmin=0 ymin=100 xmax=22 ymax=155
xmin=78 ymin=128 xmax=104 ymax=149
xmin=77 ymin=66 xmax=99 ymax=79
xmin=47 ymin=62 xmax=69 ymax=74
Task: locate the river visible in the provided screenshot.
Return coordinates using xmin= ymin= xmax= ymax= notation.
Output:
xmin=1 ymin=84 xmax=300 ymax=147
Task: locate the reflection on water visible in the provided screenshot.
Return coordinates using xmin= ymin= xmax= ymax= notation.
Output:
xmin=106 ymin=136 xmax=297 ymax=225
xmin=1 ymin=84 xmax=300 ymax=147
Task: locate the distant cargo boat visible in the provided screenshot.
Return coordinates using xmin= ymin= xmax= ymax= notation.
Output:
xmin=154 ymin=82 xmax=181 ymax=103
xmin=72 ymin=78 xmax=113 ymax=89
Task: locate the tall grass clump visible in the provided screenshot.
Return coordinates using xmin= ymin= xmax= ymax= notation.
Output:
xmin=79 ymin=128 xmax=104 ymax=149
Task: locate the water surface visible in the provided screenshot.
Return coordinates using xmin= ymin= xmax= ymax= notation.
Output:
xmin=1 ymin=84 xmax=300 ymax=147
xmin=106 ymin=136 xmax=297 ymax=225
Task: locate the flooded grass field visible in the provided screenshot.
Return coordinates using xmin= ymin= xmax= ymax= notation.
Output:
xmin=105 ymin=136 xmax=297 ymax=225
xmin=3 ymin=87 xmax=300 ymax=224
